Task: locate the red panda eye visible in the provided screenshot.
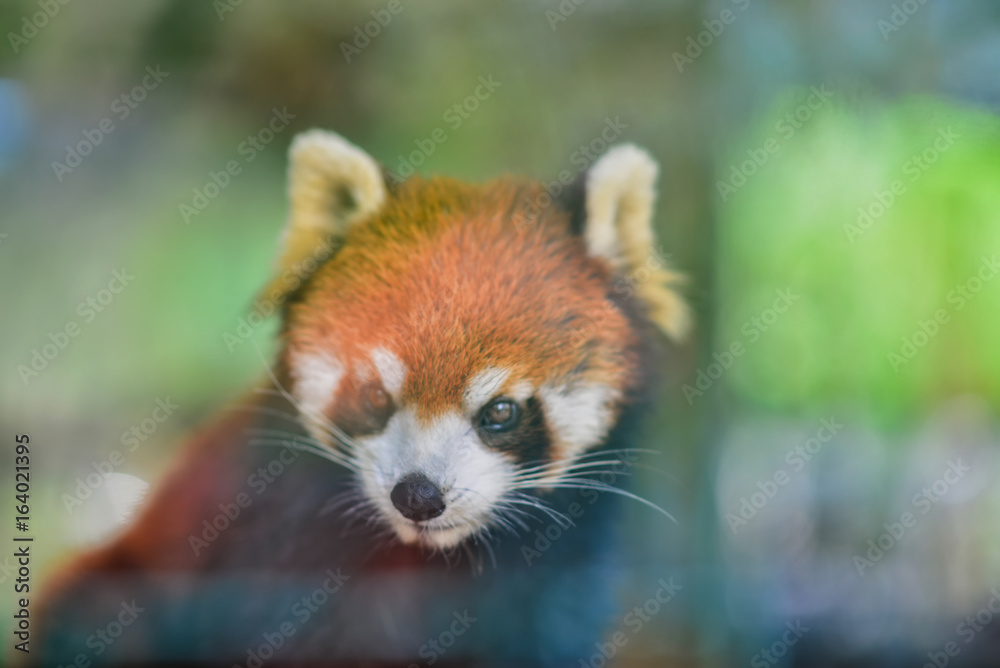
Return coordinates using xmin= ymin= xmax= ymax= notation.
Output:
xmin=479 ymin=398 xmax=520 ymax=433
xmin=367 ymin=386 xmax=388 ymax=410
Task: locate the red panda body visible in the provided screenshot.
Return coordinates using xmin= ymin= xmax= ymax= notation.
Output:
xmin=38 ymin=132 xmax=687 ymax=667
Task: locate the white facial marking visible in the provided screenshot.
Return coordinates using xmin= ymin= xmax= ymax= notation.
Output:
xmin=356 ymin=408 xmax=515 ymax=549
xmin=463 ymin=367 xmax=510 ymax=414
xmin=538 ymin=381 xmax=618 ymax=457
xmin=291 ymin=351 xmax=344 ymax=439
xmin=507 ymin=379 xmax=534 ymax=403
xmin=370 ymin=346 xmax=406 ymax=397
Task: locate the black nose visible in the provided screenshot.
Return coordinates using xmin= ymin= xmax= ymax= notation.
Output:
xmin=390 ymin=473 xmax=446 ymax=522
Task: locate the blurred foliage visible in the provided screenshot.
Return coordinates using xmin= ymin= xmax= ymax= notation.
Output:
xmin=717 ymin=93 xmax=1000 ymax=426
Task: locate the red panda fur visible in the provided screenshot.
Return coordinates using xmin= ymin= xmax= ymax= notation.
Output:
xmin=37 ymin=142 xmax=681 ymax=668
xmin=284 ymin=176 xmax=641 ymax=439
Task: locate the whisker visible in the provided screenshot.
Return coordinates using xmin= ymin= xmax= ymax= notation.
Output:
xmin=515 ymin=448 xmax=660 ymax=473
xmin=505 ymin=492 xmax=574 ymax=529
xmin=247 ymin=427 xmax=330 ymax=448
xmin=510 ymin=481 xmax=677 ymax=524
xmin=247 ymin=438 xmax=362 ymax=474
xmin=319 ymin=485 xmax=368 ymax=517
xmin=518 ymin=469 xmax=636 ymax=486
xmin=246 ymin=428 xmax=366 ymax=465
xmin=471 ymin=532 xmax=497 ymax=571
xmin=247 ymin=388 xmax=362 ymax=457
xmin=228 ymin=403 xmax=308 ymax=427
xmin=489 ymin=503 xmax=533 ymax=533
xmin=481 ymin=507 xmax=522 ymax=536
xmin=450 ymin=487 xmax=531 ymax=536
xmin=512 ymin=459 xmax=637 ymax=482
xmin=248 ymin=341 xmax=366 ymax=457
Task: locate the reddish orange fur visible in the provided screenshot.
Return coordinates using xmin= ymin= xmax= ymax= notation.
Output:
xmin=283 ymin=176 xmax=640 ymax=425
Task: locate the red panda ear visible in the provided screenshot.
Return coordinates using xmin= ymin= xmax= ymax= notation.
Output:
xmin=263 ymin=130 xmax=388 ymax=299
xmin=583 ymin=144 xmax=690 ymax=341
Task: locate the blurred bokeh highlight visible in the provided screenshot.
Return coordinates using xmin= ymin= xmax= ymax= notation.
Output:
xmin=2 ymin=1 xmax=1000 ymax=666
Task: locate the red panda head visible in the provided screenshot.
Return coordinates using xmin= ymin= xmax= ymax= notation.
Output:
xmin=268 ymin=130 xmax=687 ymax=549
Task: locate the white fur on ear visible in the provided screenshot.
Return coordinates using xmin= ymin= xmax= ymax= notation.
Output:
xmin=585 ymin=144 xmax=689 ymax=340
xmin=266 ymin=130 xmax=387 ymax=297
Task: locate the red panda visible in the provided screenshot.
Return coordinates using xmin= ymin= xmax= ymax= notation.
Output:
xmin=37 ymin=130 xmax=688 ymax=667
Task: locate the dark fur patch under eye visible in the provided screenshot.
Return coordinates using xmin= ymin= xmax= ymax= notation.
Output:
xmin=478 ymin=396 xmax=551 ymax=465
xmin=328 ymin=381 xmax=396 ymax=438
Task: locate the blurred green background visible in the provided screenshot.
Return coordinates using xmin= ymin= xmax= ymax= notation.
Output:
xmin=2 ymin=1 xmax=1000 ymax=666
